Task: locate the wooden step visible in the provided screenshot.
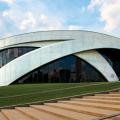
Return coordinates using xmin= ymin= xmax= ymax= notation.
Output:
xmin=0 ymin=90 xmax=120 ymax=120
xmin=58 ymin=100 xmax=120 ymax=111
xmin=16 ymin=107 xmax=65 ymax=120
xmin=0 ymin=112 xmax=8 ymax=120
xmin=71 ymin=98 xmax=120 ymax=105
xmin=44 ymin=102 xmax=119 ymax=117
xmin=1 ymin=109 xmax=33 ymax=120
xmin=95 ymin=93 xmax=120 ymax=97
xmin=31 ymin=105 xmax=98 ymax=120
xmin=103 ymin=119 xmax=115 ymax=120
xmin=84 ymin=96 xmax=120 ymax=101
xmin=102 ymin=115 xmax=120 ymax=120
xmin=109 ymin=91 xmax=120 ymax=94
xmin=114 ymin=115 xmax=120 ymax=119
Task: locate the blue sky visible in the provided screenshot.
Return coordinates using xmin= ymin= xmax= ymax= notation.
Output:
xmin=0 ymin=0 xmax=120 ymax=38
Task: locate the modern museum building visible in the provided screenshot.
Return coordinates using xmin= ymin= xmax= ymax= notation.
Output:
xmin=0 ymin=30 xmax=120 ymax=86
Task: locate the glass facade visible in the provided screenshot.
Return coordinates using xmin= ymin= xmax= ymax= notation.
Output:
xmin=0 ymin=47 xmax=37 ymax=68
xmin=14 ymin=55 xmax=106 ymax=84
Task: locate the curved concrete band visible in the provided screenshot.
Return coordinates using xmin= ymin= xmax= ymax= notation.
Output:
xmin=0 ymin=30 xmax=120 ymax=86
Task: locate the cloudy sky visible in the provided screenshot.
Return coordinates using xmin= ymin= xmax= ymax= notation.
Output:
xmin=0 ymin=0 xmax=120 ymax=38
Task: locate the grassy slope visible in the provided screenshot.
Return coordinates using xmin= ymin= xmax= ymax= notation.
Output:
xmin=0 ymin=82 xmax=120 ymax=107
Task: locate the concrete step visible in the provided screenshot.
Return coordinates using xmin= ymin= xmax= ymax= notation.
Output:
xmin=71 ymin=98 xmax=120 ymax=105
xmin=16 ymin=107 xmax=65 ymax=120
xmin=58 ymin=100 xmax=120 ymax=111
xmin=1 ymin=109 xmax=33 ymax=120
xmin=31 ymin=105 xmax=98 ymax=120
xmin=44 ymin=102 xmax=119 ymax=118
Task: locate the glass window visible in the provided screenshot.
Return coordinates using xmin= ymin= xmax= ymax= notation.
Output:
xmin=14 ymin=55 xmax=106 ymax=84
xmin=8 ymin=49 xmax=14 ymax=60
xmin=14 ymin=48 xmax=19 ymax=58
xmin=2 ymin=50 xmax=7 ymax=65
xmin=0 ymin=47 xmax=38 ymax=68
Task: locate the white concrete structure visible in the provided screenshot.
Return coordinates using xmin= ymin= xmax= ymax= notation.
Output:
xmin=0 ymin=30 xmax=120 ymax=86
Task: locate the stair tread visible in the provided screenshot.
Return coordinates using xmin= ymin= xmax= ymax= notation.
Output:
xmin=84 ymin=96 xmax=120 ymax=100
xmin=0 ymin=112 xmax=8 ymax=120
xmin=45 ymin=102 xmax=119 ymax=117
xmin=16 ymin=107 xmax=65 ymax=120
xmin=95 ymin=93 xmax=120 ymax=97
xmin=1 ymin=109 xmax=33 ymax=120
xmin=31 ymin=105 xmax=97 ymax=120
xmin=58 ymin=100 xmax=120 ymax=111
xmin=1 ymin=91 xmax=120 ymax=120
xmin=71 ymin=98 xmax=120 ymax=104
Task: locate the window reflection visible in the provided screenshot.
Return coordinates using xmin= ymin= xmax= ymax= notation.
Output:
xmin=14 ymin=55 xmax=106 ymax=84
xmin=0 ymin=47 xmax=108 ymax=84
xmin=0 ymin=47 xmax=37 ymax=68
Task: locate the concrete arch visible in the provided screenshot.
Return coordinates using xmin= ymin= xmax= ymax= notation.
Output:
xmin=0 ymin=30 xmax=120 ymax=49
xmin=75 ymin=51 xmax=119 ymax=82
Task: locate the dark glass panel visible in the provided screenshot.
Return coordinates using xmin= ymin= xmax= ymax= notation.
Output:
xmin=14 ymin=48 xmax=19 ymax=58
xmin=14 ymin=55 xmax=106 ymax=84
xmin=9 ymin=49 xmax=14 ymax=60
xmin=2 ymin=50 xmax=7 ymax=66
xmin=0 ymin=47 xmax=38 ymax=68
xmin=18 ymin=48 xmax=23 ymax=56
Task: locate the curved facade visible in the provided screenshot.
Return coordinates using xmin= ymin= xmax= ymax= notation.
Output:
xmin=0 ymin=30 xmax=120 ymax=86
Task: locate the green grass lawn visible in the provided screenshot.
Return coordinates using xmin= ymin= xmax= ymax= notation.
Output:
xmin=0 ymin=82 xmax=120 ymax=107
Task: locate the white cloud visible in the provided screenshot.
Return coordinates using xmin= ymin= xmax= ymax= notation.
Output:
xmin=88 ymin=0 xmax=120 ymax=32
xmin=20 ymin=12 xmax=36 ymax=30
xmin=0 ymin=0 xmax=15 ymax=4
xmin=87 ymin=0 xmax=104 ymax=10
xmin=39 ymin=14 xmax=63 ymax=30
xmin=68 ymin=25 xmax=81 ymax=30
xmin=1 ymin=0 xmax=64 ymax=34
xmin=2 ymin=11 xmax=9 ymax=17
